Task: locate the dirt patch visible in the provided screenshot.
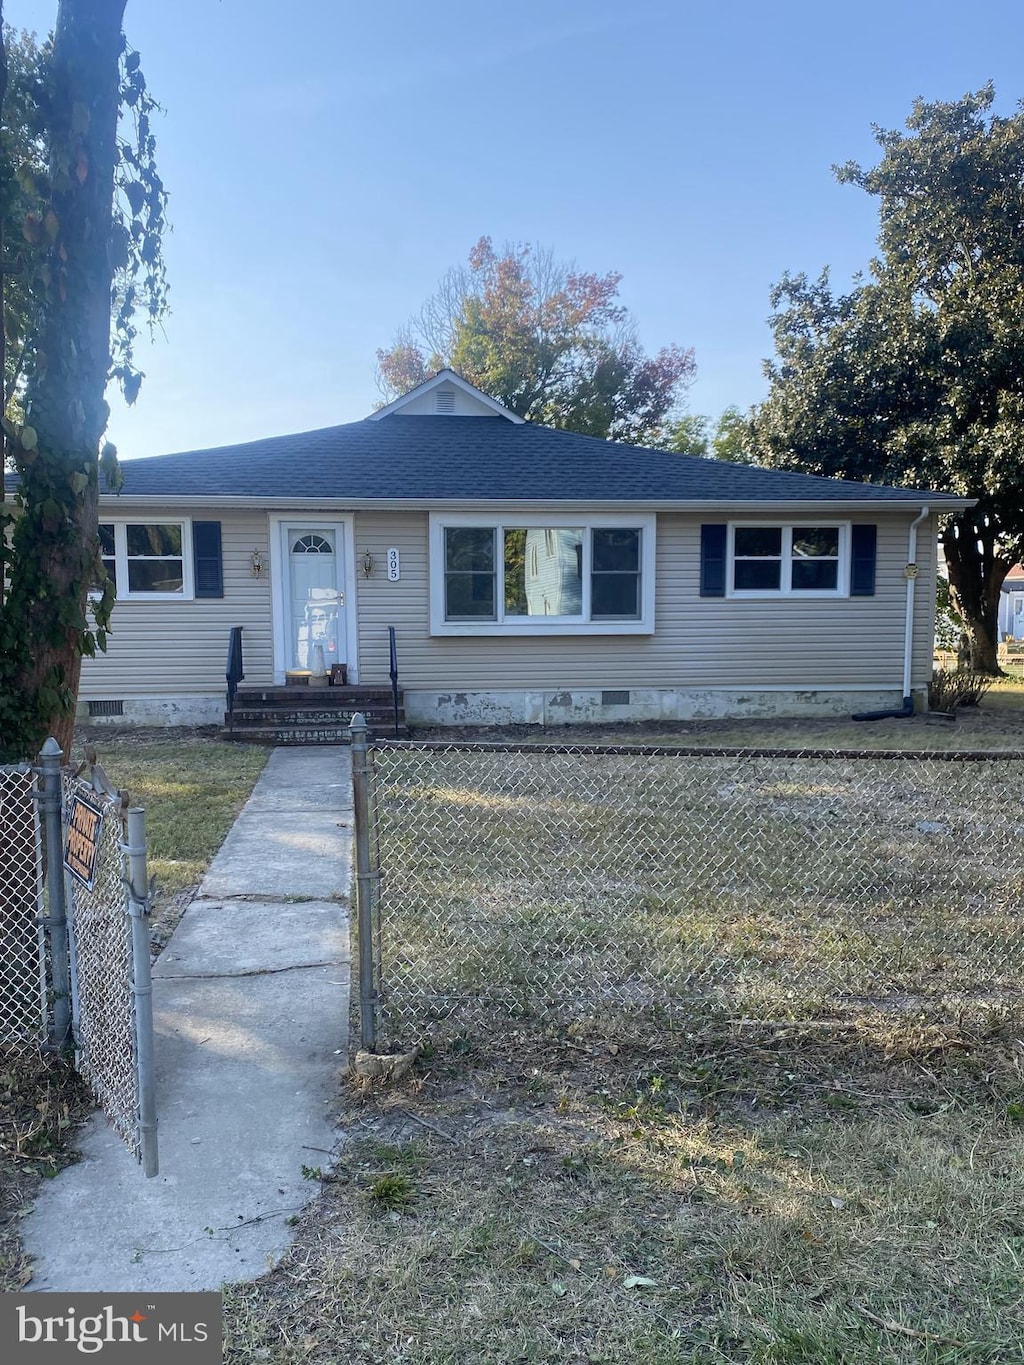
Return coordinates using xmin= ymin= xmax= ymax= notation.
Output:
xmin=0 ymin=1050 xmax=94 ymax=1291
xmin=71 ymin=723 xmax=224 ymax=750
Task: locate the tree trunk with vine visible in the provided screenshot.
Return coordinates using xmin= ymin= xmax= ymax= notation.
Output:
xmin=941 ymin=509 xmax=1014 ymax=675
xmin=2 ymin=0 xmax=126 ymax=761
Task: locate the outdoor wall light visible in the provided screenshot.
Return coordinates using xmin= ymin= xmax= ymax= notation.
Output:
xmin=250 ymin=548 xmax=266 ymax=578
xmin=361 ymin=549 xmax=374 ymax=577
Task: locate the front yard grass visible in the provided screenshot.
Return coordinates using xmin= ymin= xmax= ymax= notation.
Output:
xmin=6 ymin=693 xmax=1024 ymax=1358
xmin=71 ymin=726 xmax=269 ymax=949
xmin=74 ymin=726 xmax=269 ymax=893
xmin=224 ymin=1020 xmax=1024 ymax=1363
xmin=223 ymin=685 xmax=1024 ymax=1362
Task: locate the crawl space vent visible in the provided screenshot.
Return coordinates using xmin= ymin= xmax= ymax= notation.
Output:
xmin=87 ymin=699 xmax=125 ymax=718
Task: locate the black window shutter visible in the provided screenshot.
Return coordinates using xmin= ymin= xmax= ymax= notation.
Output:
xmin=193 ymin=521 xmax=224 ymax=598
xmin=850 ymin=524 xmax=877 ymax=596
xmin=700 ymin=524 xmax=727 ymax=597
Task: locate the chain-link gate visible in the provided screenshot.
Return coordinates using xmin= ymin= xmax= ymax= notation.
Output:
xmin=353 ymin=737 xmax=1024 ymax=1046
xmin=0 ymin=743 xmax=157 ymax=1175
xmin=63 ymin=774 xmax=157 ymax=1170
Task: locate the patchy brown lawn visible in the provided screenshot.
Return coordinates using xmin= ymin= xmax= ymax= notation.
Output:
xmin=366 ymin=742 xmax=1024 ymax=1051
xmin=6 ymin=696 xmax=1024 ymax=1358
xmin=224 ymin=687 xmax=1024 ymax=1362
xmin=224 ymin=1018 xmax=1024 ymax=1363
xmin=68 ymin=726 xmax=268 ymax=951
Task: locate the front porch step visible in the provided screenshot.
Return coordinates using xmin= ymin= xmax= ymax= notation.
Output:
xmin=233 ymin=685 xmax=396 ymax=708
xmin=222 ymin=724 xmax=407 ymax=745
xmin=222 ymin=683 xmax=407 ymax=745
xmin=229 ymin=706 xmax=405 ymax=727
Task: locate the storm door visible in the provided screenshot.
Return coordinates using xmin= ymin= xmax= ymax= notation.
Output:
xmin=285 ymin=528 xmax=345 ymax=671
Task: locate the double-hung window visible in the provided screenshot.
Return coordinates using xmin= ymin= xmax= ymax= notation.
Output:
xmin=443 ymin=526 xmax=498 ymax=620
xmin=431 ymin=514 xmax=654 ymax=634
xmin=97 ymin=520 xmax=194 ymax=600
xmin=729 ymin=524 xmax=847 ymax=597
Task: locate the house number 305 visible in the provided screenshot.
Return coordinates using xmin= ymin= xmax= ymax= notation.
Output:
xmin=387 ymin=548 xmax=400 ymax=581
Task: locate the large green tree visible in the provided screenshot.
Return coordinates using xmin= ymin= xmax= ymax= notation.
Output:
xmin=662 ymin=411 xmax=710 ymax=457
xmin=377 ymin=236 xmax=695 ymax=444
xmin=662 ymin=405 xmax=753 ymax=461
xmin=1 ymin=23 xmax=47 ymax=414
xmin=752 ymin=86 xmax=1024 ymax=673
xmin=710 ymin=405 xmax=753 ymax=463
xmin=0 ymin=0 xmax=167 ymax=759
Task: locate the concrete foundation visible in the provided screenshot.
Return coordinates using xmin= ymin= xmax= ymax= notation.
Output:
xmin=77 ymin=695 xmax=224 ymax=727
xmin=404 ymin=686 xmax=923 ymax=727
xmin=76 ymin=685 xmax=930 ymax=731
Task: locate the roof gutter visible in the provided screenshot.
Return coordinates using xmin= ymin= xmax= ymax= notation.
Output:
xmin=853 ymin=504 xmax=930 ymax=721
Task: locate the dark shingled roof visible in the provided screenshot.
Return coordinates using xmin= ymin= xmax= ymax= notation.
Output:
xmin=5 ymin=416 xmax=963 ymax=503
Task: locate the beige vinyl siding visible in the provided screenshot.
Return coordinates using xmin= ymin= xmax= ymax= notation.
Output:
xmin=354 ymin=510 xmax=937 ymax=691
xmin=79 ymin=509 xmax=274 ymax=698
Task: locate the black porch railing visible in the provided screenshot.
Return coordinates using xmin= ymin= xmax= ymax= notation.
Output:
xmin=389 ymin=625 xmax=401 ymax=738
xmin=225 ymin=626 xmax=244 ymax=725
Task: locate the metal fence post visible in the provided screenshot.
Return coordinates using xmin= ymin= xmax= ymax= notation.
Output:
xmin=350 ymin=712 xmax=378 ymax=1050
xmin=36 ymin=738 xmax=72 ymax=1050
xmin=123 ymin=807 xmax=159 ymax=1177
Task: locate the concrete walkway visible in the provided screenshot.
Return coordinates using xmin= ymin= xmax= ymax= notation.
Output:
xmin=22 ymin=746 xmax=352 ymax=1293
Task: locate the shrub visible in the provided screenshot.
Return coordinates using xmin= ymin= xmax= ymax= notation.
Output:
xmin=929 ymin=669 xmax=995 ymax=711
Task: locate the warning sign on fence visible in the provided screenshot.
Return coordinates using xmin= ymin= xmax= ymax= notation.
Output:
xmin=63 ymin=792 xmax=105 ymax=890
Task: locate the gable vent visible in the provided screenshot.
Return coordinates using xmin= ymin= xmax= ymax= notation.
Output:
xmin=434 ymin=387 xmax=456 ymax=414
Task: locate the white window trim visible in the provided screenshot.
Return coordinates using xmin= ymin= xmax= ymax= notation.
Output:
xmin=97 ymin=517 xmax=195 ymax=601
xmin=429 ymin=512 xmax=656 ymax=636
xmin=727 ymin=521 xmax=850 ymax=599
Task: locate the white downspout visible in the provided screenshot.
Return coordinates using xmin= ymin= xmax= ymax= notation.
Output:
xmin=903 ymin=506 xmax=930 ymax=704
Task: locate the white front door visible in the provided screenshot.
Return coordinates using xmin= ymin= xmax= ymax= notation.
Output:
xmin=278 ymin=523 xmax=348 ymax=673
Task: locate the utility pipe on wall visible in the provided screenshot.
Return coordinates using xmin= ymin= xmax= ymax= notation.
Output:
xmin=903 ymin=505 xmax=931 ymax=702
xmin=853 ymin=505 xmax=930 ymax=721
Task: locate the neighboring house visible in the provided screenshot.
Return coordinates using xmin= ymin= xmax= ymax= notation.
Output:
xmin=999 ymin=566 xmax=1024 ymax=641
xmin=42 ymin=370 xmax=969 ymax=727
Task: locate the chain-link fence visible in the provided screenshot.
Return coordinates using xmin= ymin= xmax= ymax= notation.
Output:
xmin=359 ymin=742 xmax=1024 ymax=1044
xmin=0 ymin=765 xmax=47 ymax=1046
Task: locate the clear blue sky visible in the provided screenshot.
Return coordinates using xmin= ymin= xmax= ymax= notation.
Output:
xmin=7 ymin=0 xmax=1024 ymax=457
